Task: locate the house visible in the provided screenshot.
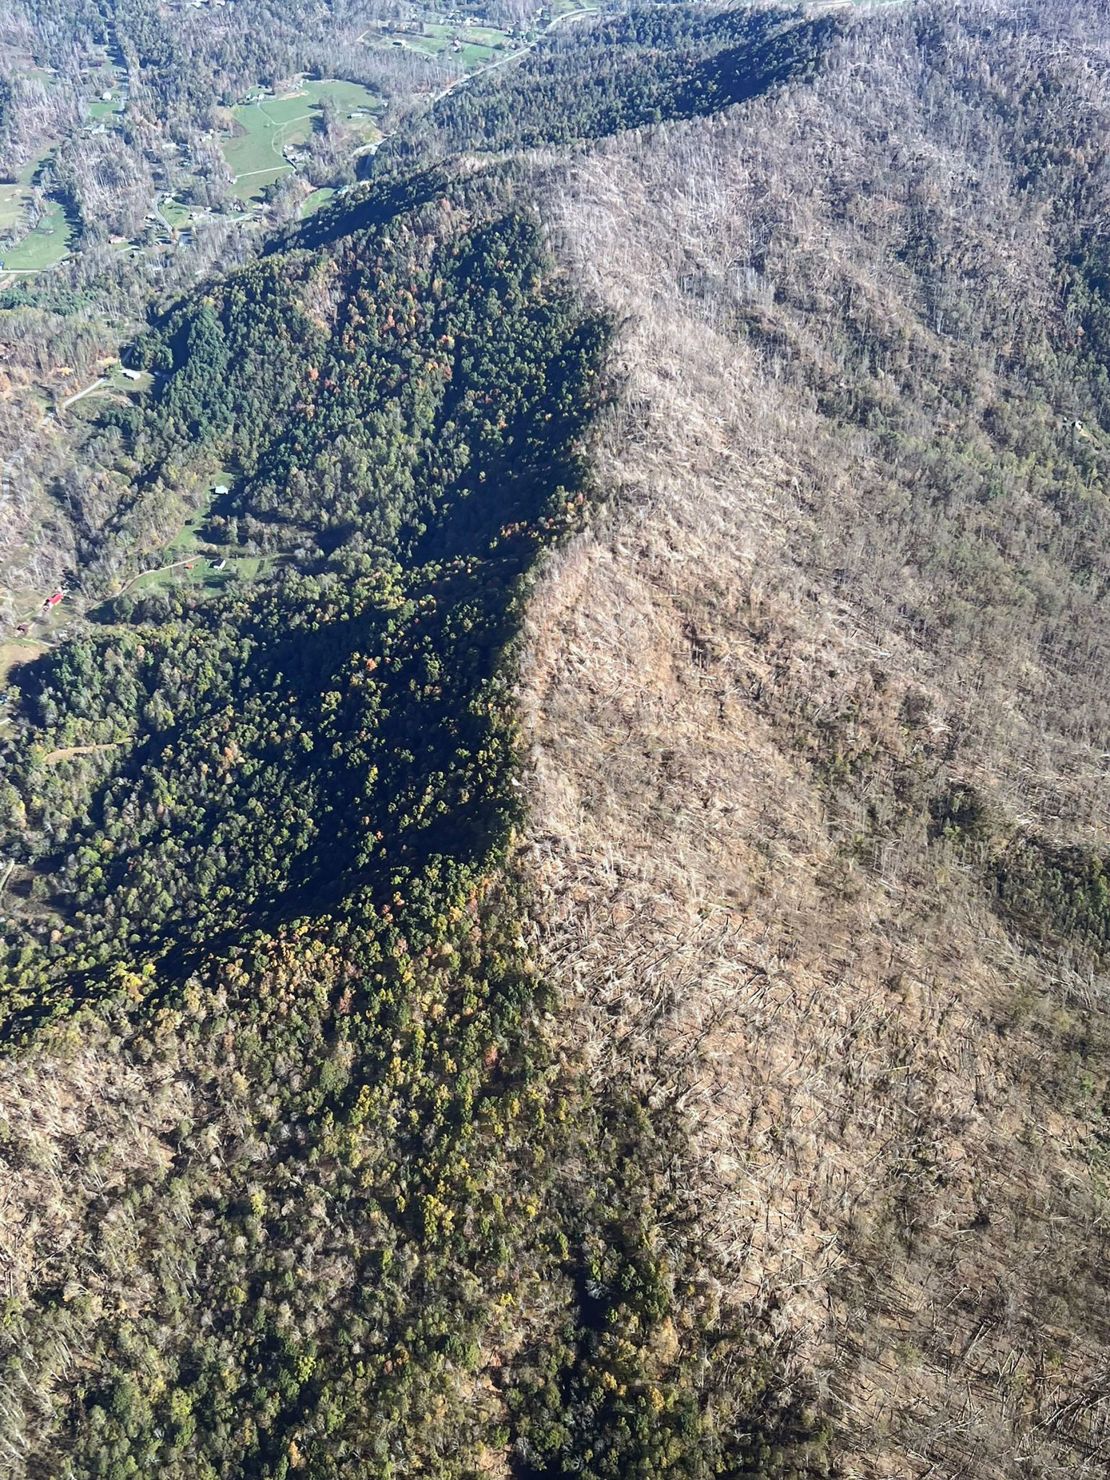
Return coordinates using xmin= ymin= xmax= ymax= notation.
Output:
xmin=214 ymin=483 xmax=229 ymax=495
xmin=43 ymin=590 xmax=65 ymax=609
xmin=120 ymin=366 xmax=142 ymax=380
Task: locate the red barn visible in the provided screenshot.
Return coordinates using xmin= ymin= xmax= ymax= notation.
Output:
xmin=44 ymin=590 xmax=65 ymax=608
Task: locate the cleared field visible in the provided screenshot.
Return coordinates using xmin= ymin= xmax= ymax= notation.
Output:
xmin=0 ymin=133 xmax=67 ymax=238
xmin=0 ymin=640 xmax=47 ymax=685
xmin=42 ymin=741 xmax=121 ymax=766
xmin=548 ymin=0 xmax=596 ymax=16
xmin=108 ymin=365 xmax=153 ymax=394
xmin=165 ymin=508 xmax=209 ymax=559
xmin=406 ymin=21 xmax=460 ymax=51
xmin=303 ymin=79 xmax=382 ymax=113
xmin=230 ymin=167 xmax=288 ymax=203
xmin=155 ymin=471 xmax=242 ymax=576
xmin=125 ymin=551 xmax=276 ymax=599
xmin=457 ymin=41 xmax=501 ymax=66
xmin=86 ymin=91 xmax=123 ymax=120
xmin=1 ymin=200 xmax=73 ymax=272
xmin=223 ymin=80 xmax=382 ymax=201
xmin=402 ymin=21 xmax=516 ymax=64
xmin=125 ymin=559 xmax=211 ymax=599
xmin=231 ymin=553 xmax=278 ymax=582
xmin=160 ymin=198 xmax=192 ymax=228
xmin=300 ymin=186 xmax=337 ymax=217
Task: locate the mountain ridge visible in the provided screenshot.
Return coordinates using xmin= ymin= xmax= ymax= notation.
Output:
xmin=1 ymin=1 xmax=1110 ymax=1475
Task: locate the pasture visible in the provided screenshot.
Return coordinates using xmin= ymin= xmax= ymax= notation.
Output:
xmin=222 ymin=80 xmax=382 ymax=201
xmin=0 ymin=200 xmax=73 ymax=272
xmin=402 ymin=21 xmax=517 ymax=66
xmin=87 ymin=91 xmax=124 ymax=120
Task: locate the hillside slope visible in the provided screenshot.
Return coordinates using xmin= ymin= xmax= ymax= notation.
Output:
xmin=1 ymin=2 xmax=1109 ymax=1477
xmin=522 ymin=1 xmax=1110 ymax=1474
xmin=0 ymin=133 xmax=822 ymax=1477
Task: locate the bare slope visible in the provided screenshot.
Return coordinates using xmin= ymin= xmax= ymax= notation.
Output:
xmin=522 ymin=2 xmax=1110 ymax=1474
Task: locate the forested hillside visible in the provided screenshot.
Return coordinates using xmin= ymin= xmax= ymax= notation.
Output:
xmin=1 ymin=1 xmax=1110 ymax=1477
xmin=0 ymin=59 xmax=825 ymax=1471
xmin=401 ymin=4 xmax=839 ymax=155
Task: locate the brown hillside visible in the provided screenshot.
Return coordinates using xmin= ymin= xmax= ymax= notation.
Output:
xmin=521 ymin=2 xmax=1110 ymax=1473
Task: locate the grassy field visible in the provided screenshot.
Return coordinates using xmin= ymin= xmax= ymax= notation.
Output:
xmin=160 ymin=197 xmax=193 ymax=228
xmin=0 ymin=200 xmax=73 ymax=272
xmin=401 ymin=21 xmax=516 ymax=65
xmin=300 ymin=186 xmax=337 ymax=217
xmin=303 ymin=78 xmax=382 ymax=114
xmin=0 ymin=640 xmax=48 ymax=686
xmin=457 ymin=40 xmax=503 ymax=66
xmin=86 ymin=91 xmax=123 ymax=120
xmin=125 ymin=562 xmax=207 ymax=599
xmin=160 ymin=469 xmax=239 ymax=563
xmin=126 ymin=551 xmax=277 ymax=599
xmin=223 ymin=80 xmax=382 ymax=202
xmin=108 ymin=364 xmax=154 ymax=393
xmin=0 ymin=132 xmax=70 ymax=240
xmin=165 ymin=509 xmax=208 ymax=559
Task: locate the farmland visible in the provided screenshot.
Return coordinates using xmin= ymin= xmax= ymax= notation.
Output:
xmin=159 ymin=197 xmax=193 ymax=229
xmin=548 ymin=0 xmax=596 ymax=18
xmin=399 ymin=19 xmax=518 ymax=67
xmin=0 ymin=51 xmax=125 ymax=274
xmin=114 ymin=469 xmax=281 ymax=599
xmin=0 ymin=135 xmax=72 ymax=269
xmin=0 ymin=200 xmax=73 ymax=272
xmin=222 ymin=79 xmax=383 ymax=201
xmin=119 ymin=553 xmax=273 ymax=600
xmin=86 ymin=89 xmax=124 ymax=120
